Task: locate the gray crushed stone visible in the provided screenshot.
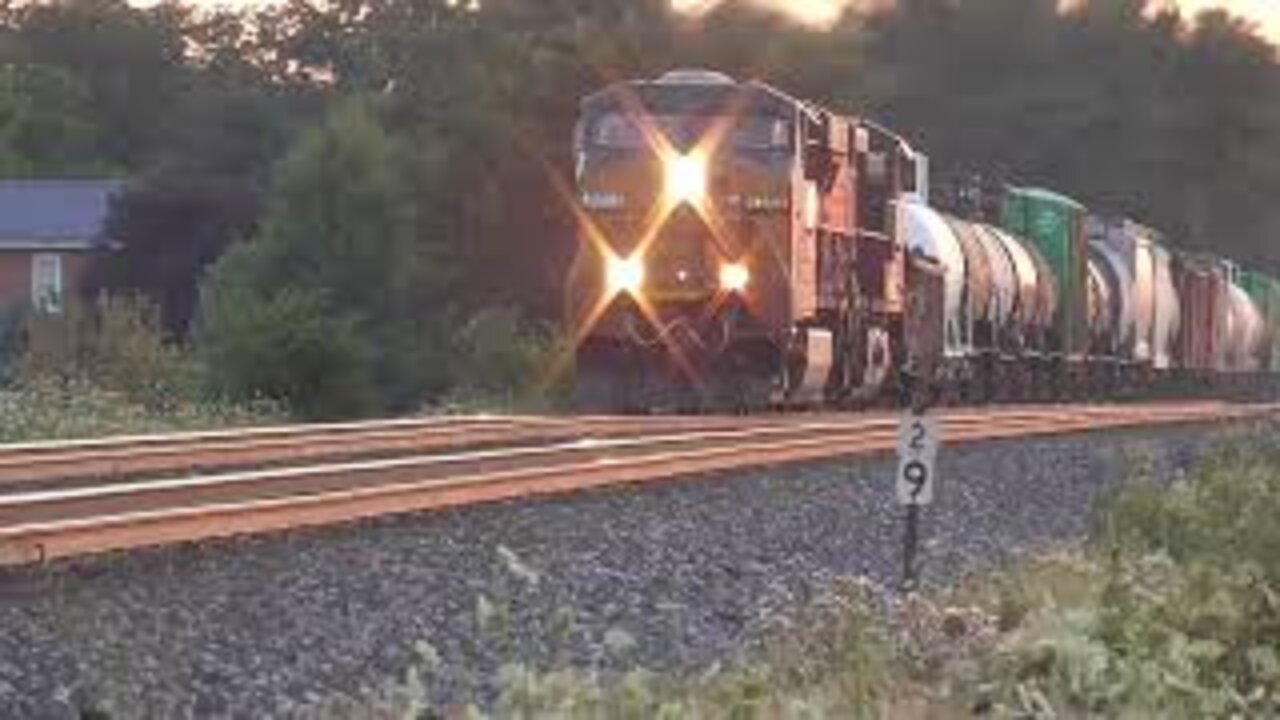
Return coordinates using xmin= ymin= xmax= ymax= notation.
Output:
xmin=0 ymin=423 xmax=1227 ymax=717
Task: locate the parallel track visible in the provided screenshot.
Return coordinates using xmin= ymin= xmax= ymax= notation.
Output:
xmin=0 ymin=413 xmax=786 ymax=488
xmin=0 ymin=402 xmax=1270 ymax=567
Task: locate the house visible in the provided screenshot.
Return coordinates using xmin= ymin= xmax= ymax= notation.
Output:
xmin=0 ymin=180 xmax=121 ymax=315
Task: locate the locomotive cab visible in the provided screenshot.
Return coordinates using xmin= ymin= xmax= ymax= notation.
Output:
xmin=566 ymin=69 xmax=923 ymax=410
xmin=567 ymin=70 xmax=802 ymax=408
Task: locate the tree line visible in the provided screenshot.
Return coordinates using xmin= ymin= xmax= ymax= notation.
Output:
xmin=1 ymin=0 xmax=1277 ymax=418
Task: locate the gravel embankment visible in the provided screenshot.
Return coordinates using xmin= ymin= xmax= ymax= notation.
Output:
xmin=0 ymin=423 xmax=1229 ymax=717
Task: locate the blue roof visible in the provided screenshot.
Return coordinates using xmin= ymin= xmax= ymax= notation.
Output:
xmin=0 ymin=180 xmax=123 ymax=250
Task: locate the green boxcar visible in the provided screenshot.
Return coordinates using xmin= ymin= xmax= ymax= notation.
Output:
xmin=1000 ymin=187 xmax=1090 ymax=356
xmin=1239 ymin=269 xmax=1280 ymax=372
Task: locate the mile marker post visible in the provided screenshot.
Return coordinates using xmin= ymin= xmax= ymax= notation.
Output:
xmin=896 ymin=373 xmax=939 ymax=592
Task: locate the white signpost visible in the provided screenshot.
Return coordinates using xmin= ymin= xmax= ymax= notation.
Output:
xmin=896 ymin=411 xmax=939 ymax=506
xmin=896 ymin=407 xmax=939 ymax=591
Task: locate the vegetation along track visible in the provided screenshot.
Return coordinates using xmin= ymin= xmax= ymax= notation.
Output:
xmin=0 ymin=402 xmax=1270 ymax=567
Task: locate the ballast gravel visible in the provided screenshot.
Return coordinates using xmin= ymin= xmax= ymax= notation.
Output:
xmin=0 ymin=423 xmax=1228 ymax=717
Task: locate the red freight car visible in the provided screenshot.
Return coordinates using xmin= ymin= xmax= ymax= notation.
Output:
xmin=1173 ymin=253 xmax=1228 ymax=376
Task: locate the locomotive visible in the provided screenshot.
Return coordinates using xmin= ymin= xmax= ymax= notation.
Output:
xmin=565 ymin=69 xmax=1280 ymax=411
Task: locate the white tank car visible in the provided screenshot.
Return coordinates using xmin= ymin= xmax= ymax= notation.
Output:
xmin=968 ymin=225 xmax=1017 ymax=336
xmin=899 ymin=195 xmax=970 ymax=357
xmin=1087 ymin=238 xmax=1134 ymax=355
xmin=988 ymin=227 xmax=1056 ymax=338
xmin=1086 ymin=258 xmax=1116 ymax=346
xmin=1092 ymin=219 xmax=1180 ymax=369
xmin=1149 ymin=244 xmax=1180 ymax=370
xmin=1225 ymin=278 xmax=1265 ymax=372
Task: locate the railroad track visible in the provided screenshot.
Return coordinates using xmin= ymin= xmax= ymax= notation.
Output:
xmin=0 ymin=413 xmax=784 ymax=489
xmin=0 ymin=402 xmax=1270 ymax=567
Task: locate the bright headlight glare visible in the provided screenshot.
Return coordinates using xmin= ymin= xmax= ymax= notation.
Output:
xmin=665 ymin=153 xmax=706 ymax=206
xmin=606 ymin=254 xmax=645 ymax=297
xmin=719 ymin=262 xmax=750 ymax=293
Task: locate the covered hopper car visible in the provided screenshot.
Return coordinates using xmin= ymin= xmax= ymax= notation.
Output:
xmin=565 ymin=69 xmax=1280 ymax=410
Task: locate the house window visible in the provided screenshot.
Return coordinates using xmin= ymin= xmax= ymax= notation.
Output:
xmin=31 ymin=253 xmax=62 ymax=314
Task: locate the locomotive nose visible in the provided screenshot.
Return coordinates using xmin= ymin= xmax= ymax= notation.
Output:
xmin=645 ymin=209 xmax=719 ymax=299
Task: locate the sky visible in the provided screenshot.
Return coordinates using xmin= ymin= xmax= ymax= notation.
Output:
xmin=128 ymin=0 xmax=1280 ymax=46
xmin=671 ymin=0 xmax=1280 ymax=41
xmin=1166 ymin=0 xmax=1280 ymax=41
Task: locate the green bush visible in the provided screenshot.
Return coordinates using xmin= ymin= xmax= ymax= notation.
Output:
xmin=442 ymin=307 xmax=571 ymax=411
xmin=960 ymin=428 xmax=1280 ymax=718
xmin=0 ymin=295 xmax=281 ymax=442
xmin=0 ymin=304 xmax=25 ymax=385
xmin=196 ymin=263 xmax=377 ymax=420
xmin=193 ymin=99 xmax=454 ymax=419
xmin=18 ymin=296 xmax=199 ymax=410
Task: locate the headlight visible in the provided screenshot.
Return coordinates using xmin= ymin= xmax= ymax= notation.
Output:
xmin=606 ymin=254 xmax=645 ymax=297
xmin=665 ymin=153 xmax=706 ymax=206
xmin=719 ymin=262 xmax=750 ymax=293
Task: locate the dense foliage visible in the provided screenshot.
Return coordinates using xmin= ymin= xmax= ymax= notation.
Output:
xmin=1 ymin=0 xmax=1278 ymax=417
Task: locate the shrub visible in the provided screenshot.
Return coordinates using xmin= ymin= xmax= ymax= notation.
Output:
xmin=0 ymin=304 xmax=26 ymax=385
xmin=963 ymin=428 xmax=1280 ymax=717
xmin=196 ymin=263 xmax=377 ymax=420
xmin=13 ymin=294 xmax=204 ymax=404
xmin=442 ymin=307 xmax=571 ymax=411
xmin=0 ymin=295 xmax=282 ymax=442
xmin=0 ymin=376 xmax=278 ymax=443
xmin=15 ymin=296 xmax=200 ymax=408
xmin=193 ymin=98 xmax=454 ymax=419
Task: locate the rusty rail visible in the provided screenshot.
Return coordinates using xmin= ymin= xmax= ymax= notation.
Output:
xmin=0 ymin=401 xmax=1268 ymax=567
xmin=0 ymin=413 xmax=796 ymax=488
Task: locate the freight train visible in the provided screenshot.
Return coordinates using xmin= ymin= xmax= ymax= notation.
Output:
xmin=565 ymin=69 xmax=1280 ymax=411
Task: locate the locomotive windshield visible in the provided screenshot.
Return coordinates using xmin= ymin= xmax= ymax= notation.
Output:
xmin=589 ymin=112 xmax=792 ymax=153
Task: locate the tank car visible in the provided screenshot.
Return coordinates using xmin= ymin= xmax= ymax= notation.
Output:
xmin=900 ymin=197 xmax=1063 ymax=401
xmin=1087 ymin=218 xmax=1181 ymax=389
xmin=1219 ymin=261 xmax=1265 ymax=376
xmin=1239 ymin=270 xmax=1280 ymax=374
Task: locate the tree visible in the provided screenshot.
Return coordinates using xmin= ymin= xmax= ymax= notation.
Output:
xmin=196 ymin=99 xmax=451 ymax=417
xmin=5 ymin=0 xmax=188 ymax=170
xmin=197 ymin=256 xmax=375 ymax=419
xmin=90 ymin=82 xmax=299 ymax=334
xmin=0 ymin=62 xmax=102 ymax=176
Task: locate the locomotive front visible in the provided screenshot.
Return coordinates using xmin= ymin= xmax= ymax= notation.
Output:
xmin=566 ymin=70 xmax=799 ymax=407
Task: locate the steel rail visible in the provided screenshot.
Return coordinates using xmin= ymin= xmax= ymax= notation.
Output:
xmin=0 ymin=413 xmax=802 ymax=487
xmin=0 ymin=402 xmax=1268 ymax=567
xmin=0 ymin=404 xmax=1131 ymax=499
xmin=0 ymin=400 xmax=1228 ymax=488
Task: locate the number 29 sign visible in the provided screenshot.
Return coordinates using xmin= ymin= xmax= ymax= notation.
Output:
xmin=896 ymin=411 xmax=939 ymax=506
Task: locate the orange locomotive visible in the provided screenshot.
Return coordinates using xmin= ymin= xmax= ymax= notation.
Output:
xmin=566 ymin=69 xmax=942 ymax=411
